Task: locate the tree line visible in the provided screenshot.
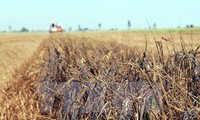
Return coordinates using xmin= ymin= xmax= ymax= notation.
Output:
xmin=1 ymin=21 xmax=197 ymax=33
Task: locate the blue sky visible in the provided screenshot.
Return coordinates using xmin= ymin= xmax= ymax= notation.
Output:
xmin=0 ymin=0 xmax=199 ymax=31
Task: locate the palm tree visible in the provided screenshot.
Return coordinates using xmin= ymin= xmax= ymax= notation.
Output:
xmin=128 ymin=20 xmax=131 ymax=30
xmin=153 ymin=23 xmax=157 ymax=29
xmin=98 ymin=23 xmax=102 ymax=30
xmin=68 ymin=27 xmax=72 ymax=32
xmin=78 ymin=25 xmax=81 ymax=31
xmin=9 ymin=25 xmax=12 ymax=32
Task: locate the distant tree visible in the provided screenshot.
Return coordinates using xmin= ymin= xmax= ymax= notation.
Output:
xmin=20 ymin=27 xmax=29 ymax=32
xmin=153 ymin=23 xmax=157 ymax=29
xmin=84 ymin=28 xmax=89 ymax=31
xmin=98 ymin=23 xmax=102 ymax=30
xmin=69 ymin=27 xmax=72 ymax=32
xmin=186 ymin=25 xmax=190 ymax=28
xmin=128 ymin=20 xmax=131 ymax=30
xmin=78 ymin=25 xmax=82 ymax=31
xmin=9 ymin=25 xmax=12 ymax=32
xmin=190 ymin=24 xmax=194 ymax=28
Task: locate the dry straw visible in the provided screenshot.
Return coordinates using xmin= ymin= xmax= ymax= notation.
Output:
xmin=0 ymin=33 xmax=199 ymax=120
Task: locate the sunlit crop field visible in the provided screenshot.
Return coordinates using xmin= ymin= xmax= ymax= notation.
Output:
xmin=0 ymin=34 xmax=48 ymax=88
xmin=0 ymin=34 xmax=47 ymax=84
xmin=0 ymin=30 xmax=199 ymax=119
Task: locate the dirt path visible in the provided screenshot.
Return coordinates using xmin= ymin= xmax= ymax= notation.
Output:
xmin=0 ymin=33 xmax=48 ymax=89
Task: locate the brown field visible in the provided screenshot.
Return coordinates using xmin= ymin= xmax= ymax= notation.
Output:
xmin=0 ymin=31 xmax=199 ymax=119
xmin=0 ymin=34 xmax=48 ymax=89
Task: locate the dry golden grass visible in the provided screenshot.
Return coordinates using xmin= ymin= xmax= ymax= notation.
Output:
xmin=70 ymin=31 xmax=200 ymax=52
xmin=0 ymin=31 xmax=199 ymax=119
xmin=0 ymin=33 xmax=48 ymax=89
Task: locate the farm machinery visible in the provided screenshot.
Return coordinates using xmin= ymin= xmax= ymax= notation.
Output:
xmin=49 ymin=21 xmax=63 ymax=33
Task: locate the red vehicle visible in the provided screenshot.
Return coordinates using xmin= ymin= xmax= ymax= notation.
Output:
xmin=49 ymin=22 xmax=63 ymax=33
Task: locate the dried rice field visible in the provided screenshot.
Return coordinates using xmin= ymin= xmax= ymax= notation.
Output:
xmin=0 ymin=31 xmax=199 ymax=119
